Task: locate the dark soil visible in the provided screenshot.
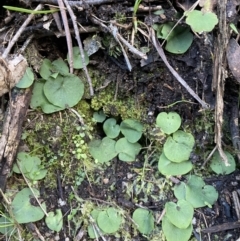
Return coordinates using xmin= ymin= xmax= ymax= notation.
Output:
xmin=1 ymin=0 xmax=240 ymax=241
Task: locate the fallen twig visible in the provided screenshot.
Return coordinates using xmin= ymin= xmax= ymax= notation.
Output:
xmin=63 ymin=0 xmax=94 ymax=95
xmin=2 ymin=4 xmax=43 ymax=59
xmin=150 ymin=28 xmax=209 ymax=109
xmin=57 ymin=0 xmax=73 ymax=73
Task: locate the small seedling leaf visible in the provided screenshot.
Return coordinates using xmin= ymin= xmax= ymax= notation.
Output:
xmin=174 ymin=175 xmax=218 ymax=208
xmin=120 ymin=119 xmax=143 ymax=143
xmin=210 ymin=150 xmax=236 ymax=175
xmin=115 ymin=137 xmax=141 ymax=162
xmin=30 ymin=80 xmax=64 ymax=113
xmin=67 ymin=46 xmax=89 ymax=69
xmin=39 ymin=59 xmax=54 ymax=80
xmin=132 ymin=208 xmax=154 ymax=235
xmin=52 ymin=58 xmax=69 ymax=75
xmin=13 ymin=152 xmax=47 ymax=181
xmin=156 ymin=112 xmax=181 ymax=134
xmin=103 ymin=118 xmax=120 ymax=138
xmin=97 ymin=208 xmax=122 ymax=234
xmin=165 ymin=26 xmax=193 ymax=54
xmin=158 ymin=153 xmax=193 ymax=176
xmin=89 ymin=137 xmax=118 ymax=163
xmin=45 ymin=209 xmax=63 ymax=232
xmin=93 ymin=110 xmax=106 ymax=123
xmin=185 ymin=10 xmax=218 ymax=33
xmin=162 ymin=216 xmax=193 ymax=241
xmin=16 ymin=67 xmax=34 ymax=88
xmin=44 ymin=74 xmax=84 ymax=108
xmin=165 ymin=200 xmax=194 ymax=229
xmin=11 ymin=188 xmax=46 ymax=223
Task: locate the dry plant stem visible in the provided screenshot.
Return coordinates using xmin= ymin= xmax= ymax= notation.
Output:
xmin=91 ymin=15 xmax=147 ymax=60
xmin=33 ymin=0 xmax=120 ymax=5
xmin=17 ymin=34 xmax=34 ymax=54
xmin=212 ymin=0 xmax=229 ymax=165
xmin=201 ymin=145 xmax=217 ymax=168
xmin=50 ymin=6 xmax=63 ymax=33
xmin=2 ymin=4 xmax=43 ymax=59
xmin=232 ymin=191 xmax=240 ymax=220
xmin=57 ymin=0 xmax=73 ymax=73
xmin=150 ymin=29 xmax=209 ymax=109
xmin=63 ymin=0 xmax=94 ymax=96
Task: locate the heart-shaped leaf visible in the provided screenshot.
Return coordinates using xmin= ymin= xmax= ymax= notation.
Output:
xmin=174 ymin=175 xmax=219 ymax=208
xmin=165 ymin=200 xmax=193 ymax=229
xmin=44 ymin=74 xmax=84 ymax=108
xmin=52 ymin=58 xmax=69 ymax=75
xmin=103 ymin=118 xmax=120 ymax=139
xmin=163 ymin=131 xmax=194 ymax=163
xmin=162 ymin=216 xmax=193 ymax=241
xmin=89 ymin=137 xmax=118 ymax=163
xmin=45 ymin=209 xmax=63 ymax=232
xmin=16 ymin=67 xmax=34 ymax=88
xmin=132 ymin=208 xmax=154 ymax=235
xmin=11 ymin=188 xmax=46 ymax=223
xmin=97 ymin=208 xmax=122 ymax=234
xmin=115 ymin=138 xmax=141 ymax=162
xmin=185 ymin=10 xmax=218 ymax=33
xmin=210 ymin=150 xmax=236 ymax=175
xmin=156 ymin=112 xmax=181 ymax=135
xmin=30 ymin=80 xmax=64 ymax=113
xmin=67 ymin=47 xmax=89 ymax=69
xmin=120 ymin=119 xmax=143 ymax=143
xmin=158 ymin=153 xmax=193 ymax=176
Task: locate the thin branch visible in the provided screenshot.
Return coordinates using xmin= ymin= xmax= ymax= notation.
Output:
xmin=2 ymin=4 xmax=43 ymax=59
xmin=63 ymin=0 xmax=94 ymax=95
xmin=150 ymin=28 xmax=209 ymax=109
xmin=57 ymin=0 xmax=73 ymax=73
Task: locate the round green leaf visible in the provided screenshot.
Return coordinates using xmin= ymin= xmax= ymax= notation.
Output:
xmin=103 ymin=118 xmax=120 ymax=138
xmin=45 ymin=209 xmax=63 ymax=232
xmin=30 ymin=80 xmax=64 ymax=113
xmin=156 ymin=112 xmax=181 ymax=134
xmin=132 ymin=208 xmax=154 ymax=235
xmin=163 ymin=138 xmax=191 ymax=163
xmin=162 ymin=216 xmax=193 ymax=241
xmin=39 ymin=59 xmax=53 ymax=80
xmin=88 ymin=209 xmax=102 ymax=239
xmin=67 ymin=46 xmax=89 ymax=69
xmin=165 ymin=26 xmax=193 ymax=54
xmin=120 ymin=119 xmax=143 ymax=143
xmin=52 ymin=58 xmax=69 ymax=75
xmin=43 ymin=74 xmax=84 ymax=108
xmin=165 ymin=200 xmax=194 ymax=229
xmin=13 ymin=152 xmax=47 ymax=181
xmin=11 ymin=188 xmax=46 ymax=224
xmin=210 ymin=150 xmax=236 ymax=175
xmin=186 ymin=10 xmax=218 ymax=33
xmin=173 ymin=130 xmax=195 ymax=149
xmin=93 ymin=110 xmax=106 ymax=123
xmin=158 ymin=153 xmax=193 ymax=176
xmin=16 ymin=67 xmax=34 ymax=88
xmin=115 ymin=138 xmax=141 ymax=162
xmin=89 ymin=137 xmax=118 ymax=163
xmin=97 ymin=208 xmax=122 ymax=234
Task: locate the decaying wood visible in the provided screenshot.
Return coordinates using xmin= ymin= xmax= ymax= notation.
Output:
xmin=0 ymin=87 xmax=32 ymax=193
xmin=212 ymin=0 xmax=230 ymax=165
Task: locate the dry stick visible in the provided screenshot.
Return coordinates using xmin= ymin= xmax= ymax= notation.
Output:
xmin=57 ymin=0 xmax=73 ymax=73
xmin=33 ymin=0 xmax=119 ymax=5
xmin=2 ymin=4 xmax=43 ymax=59
xmin=63 ymin=0 xmax=94 ymax=96
xmin=91 ymin=15 xmax=147 ymax=60
xmin=150 ymin=28 xmax=209 ymax=109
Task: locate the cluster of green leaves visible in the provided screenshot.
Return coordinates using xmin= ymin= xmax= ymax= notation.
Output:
xmin=163 ymin=175 xmax=218 ymax=241
xmin=89 ymin=112 xmax=143 ymax=163
xmin=0 ymin=152 xmax=62 ymax=235
xmin=30 ymin=47 xmax=88 ymax=113
xmin=157 ymin=112 xmax=194 ymax=176
xmin=87 ymin=207 xmax=155 ymax=239
xmin=153 ymin=1 xmax=218 ymax=54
